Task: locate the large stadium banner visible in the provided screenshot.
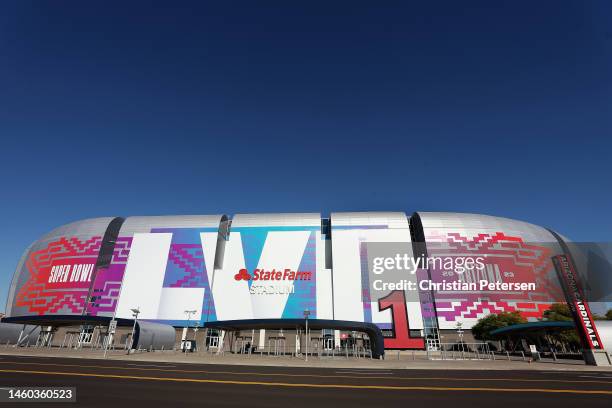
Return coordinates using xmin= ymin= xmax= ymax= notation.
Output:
xmin=109 ymin=216 xmax=224 ymax=325
xmin=8 ymin=218 xmax=113 ymax=317
xmin=418 ymin=212 xmax=566 ymax=329
xmin=97 ymin=214 xmax=325 ymax=325
xmin=212 ymin=225 xmax=320 ymax=320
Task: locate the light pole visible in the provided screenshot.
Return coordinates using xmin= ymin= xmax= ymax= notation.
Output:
xmin=303 ymin=309 xmax=310 ymax=362
xmin=184 ymin=309 xmax=197 ymax=352
xmin=193 ymin=322 xmax=200 ymax=352
xmin=455 ymin=322 xmax=464 ymax=353
xmin=127 ymin=307 xmax=140 ymax=354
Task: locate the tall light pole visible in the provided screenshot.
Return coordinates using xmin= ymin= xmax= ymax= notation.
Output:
xmin=456 ymin=321 xmax=464 ymax=353
xmin=193 ymin=322 xmax=200 ymax=352
xmin=127 ymin=307 xmax=140 ymax=355
xmin=184 ymin=309 xmax=197 ymax=352
xmin=303 ymin=309 xmax=310 ymax=362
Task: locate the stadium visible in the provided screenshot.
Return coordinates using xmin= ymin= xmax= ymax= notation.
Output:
xmin=1 ymin=211 xmax=609 ymax=362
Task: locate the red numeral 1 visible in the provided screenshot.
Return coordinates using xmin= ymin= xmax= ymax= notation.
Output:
xmin=378 ymin=290 xmax=425 ymax=349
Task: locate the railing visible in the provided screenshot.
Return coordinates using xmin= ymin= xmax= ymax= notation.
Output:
xmin=427 ymin=342 xmax=492 ymax=360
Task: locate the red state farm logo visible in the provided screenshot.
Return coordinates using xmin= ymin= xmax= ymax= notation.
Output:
xmin=233 ymin=268 xmax=312 ymax=281
xmin=234 ymin=268 xmax=252 ymax=281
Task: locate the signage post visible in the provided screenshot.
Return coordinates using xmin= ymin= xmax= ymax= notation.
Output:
xmin=303 ymin=309 xmax=310 ymax=362
xmin=103 ymin=319 xmax=118 ymax=358
xmin=183 ymin=310 xmax=197 ymax=353
xmin=552 ymin=254 xmax=610 ymax=365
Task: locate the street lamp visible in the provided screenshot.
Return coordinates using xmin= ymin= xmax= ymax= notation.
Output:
xmin=303 ymin=309 xmax=310 ymax=362
xmin=455 ymin=322 xmax=464 ymax=353
xmin=127 ymin=307 xmax=140 ymax=354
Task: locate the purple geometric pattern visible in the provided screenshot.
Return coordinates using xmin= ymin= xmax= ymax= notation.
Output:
xmin=425 ymin=230 xmax=561 ymax=326
xmin=165 ymin=244 xmax=206 ymax=288
xmin=85 ymin=237 xmax=133 ymax=316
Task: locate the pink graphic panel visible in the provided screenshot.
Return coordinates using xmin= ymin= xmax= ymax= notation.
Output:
xmin=15 ymin=236 xmax=102 ymax=315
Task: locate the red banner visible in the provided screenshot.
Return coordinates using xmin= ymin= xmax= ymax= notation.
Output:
xmin=552 ymin=254 xmax=603 ymax=350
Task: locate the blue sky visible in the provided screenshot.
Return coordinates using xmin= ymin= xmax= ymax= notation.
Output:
xmin=0 ymin=1 xmax=611 ymax=311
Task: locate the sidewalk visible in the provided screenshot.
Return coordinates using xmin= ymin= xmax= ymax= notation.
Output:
xmin=1 ymin=347 xmax=611 ymax=371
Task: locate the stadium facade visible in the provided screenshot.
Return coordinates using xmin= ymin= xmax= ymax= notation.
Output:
xmin=2 ymin=211 xmax=605 ymax=359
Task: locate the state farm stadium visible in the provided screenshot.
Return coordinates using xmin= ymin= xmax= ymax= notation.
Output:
xmin=1 ymin=212 xmax=605 ymax=359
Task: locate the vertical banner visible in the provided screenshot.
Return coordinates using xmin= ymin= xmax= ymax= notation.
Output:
xmin=552 ymin=254 xmax=603 ymax=350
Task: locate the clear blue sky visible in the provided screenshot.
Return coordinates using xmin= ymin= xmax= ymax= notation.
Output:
xmin=1 ymin=1 xmax=611 ymax=311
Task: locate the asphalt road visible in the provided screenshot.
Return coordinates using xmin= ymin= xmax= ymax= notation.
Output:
xmin=0 ymin=355 xmax=610 ymax=407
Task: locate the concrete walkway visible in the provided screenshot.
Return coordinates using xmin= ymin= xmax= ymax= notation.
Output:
xmin=1 ymin=347 xmax=611 ymax=371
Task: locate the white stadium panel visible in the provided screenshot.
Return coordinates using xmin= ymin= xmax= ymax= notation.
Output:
xmin=115 ymin=233 xmax=172 ymax=319
xmin=330 ymin=212 xmax=409 ymax=229
xmin=156 ymin=287 xmax=206 ymax=320
xmin=118 ymin=215 xmax=225 ymax=234
xmin=330 ymin=229 xmax=365 ymax=322
xmin=210 ymin=232 xmax=253 ymax=320
xmin=231 ymin=213 xmax=320 ymax=227
xmin=370 ymin=301 xmax=392 ymax=325
xmin=330 ymin=211 xmax=424 ymax=330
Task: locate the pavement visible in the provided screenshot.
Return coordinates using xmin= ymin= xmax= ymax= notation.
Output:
xmin=0 ymin=354 xmax=611 ymax=407
xmin=0 ymin=346 xmax=611 ymax=371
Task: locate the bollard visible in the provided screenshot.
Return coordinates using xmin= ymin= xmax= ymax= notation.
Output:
xmin=397 ymin=350 xmax=400 ymax=360
xmin=412 ymin=350 xmax=415 ymax=361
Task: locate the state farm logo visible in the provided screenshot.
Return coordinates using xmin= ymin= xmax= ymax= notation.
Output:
xmin=234 ymin=268 xmax=312 ymax=281
xmin=234 ymin=269 xmax=252 ymax=281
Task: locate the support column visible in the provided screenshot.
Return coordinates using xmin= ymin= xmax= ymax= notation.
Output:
xmin=258 ymin=329 xmax=266 ymax=350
